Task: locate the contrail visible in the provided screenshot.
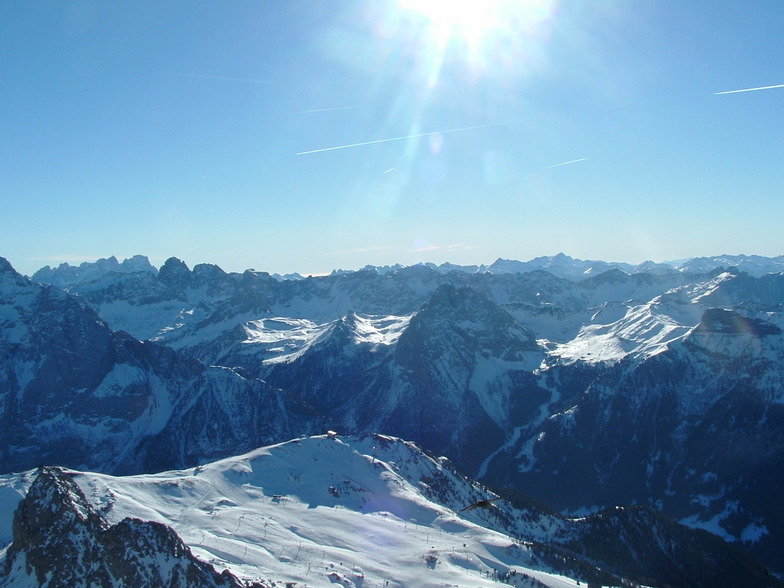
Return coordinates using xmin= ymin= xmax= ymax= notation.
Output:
xmin=156 ymin=72 xmax=280 ymax=85
xmin=296 ymin=121 xmax=516 ymax=156
xmin=546 ymin=157 xmax=588 ymax=169
xmin=299 ymin=105 xmax=371 ymax=113
xmin=715 ymin=83 xmax=784 ymax=95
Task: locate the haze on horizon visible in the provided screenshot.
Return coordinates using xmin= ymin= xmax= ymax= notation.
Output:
xmin=2 ymin=1 xmax=783 ymax=277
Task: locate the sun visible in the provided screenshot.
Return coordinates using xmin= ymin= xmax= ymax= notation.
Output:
xmin=398 ymin=0 xmax=507 ymax=46
xmin=395 ymin=0 xmax=556 ymax=73
xmin=393 ymin=0 xmax=556 ymax=92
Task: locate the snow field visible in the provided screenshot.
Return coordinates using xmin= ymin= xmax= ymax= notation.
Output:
xmin=0 ymin=435 xmax=588 ymax=587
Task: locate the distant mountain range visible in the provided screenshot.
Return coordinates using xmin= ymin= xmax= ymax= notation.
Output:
xmin=3 ymin=252 xmax=784 ymax=583
xmin=28 ymin=251 xmax=784 ymax=283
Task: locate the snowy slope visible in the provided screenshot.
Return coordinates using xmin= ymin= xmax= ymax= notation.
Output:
xmin=548 ymin=298 xmax=696 ymax=364
xmin=3 ymin=435 xmax=774 ymax=588
xmin=0 ymin=435 xmax=607 ymax=588
xmin=543 ymin=270 xmax=765 ymax=364
xmin=207 ymin=313 xmax=412 ymax=368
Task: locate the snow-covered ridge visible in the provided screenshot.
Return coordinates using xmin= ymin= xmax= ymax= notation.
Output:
xmin=241 ymin=313 xmax=412 ymax=364
xmin=0 ymin=435 xmax=602 ymax=587
xmin=2 ymin=434 xmax=774 ymax=588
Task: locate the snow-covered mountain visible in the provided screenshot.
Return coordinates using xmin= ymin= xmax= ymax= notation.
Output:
xmin=0 ymin=258 xmax=325 ymax=475
xmin=493 ymin=303 xmax=784 ymax=570
xmin=30 ymin=252 xmax=784 ymax=289
xmin=1 ymin=435 xmax=777 ymax=588
xmin=30 ymin=255 xmax=157 ymax=287
xmin=7 ymin=252 xmax=784 ymax=578
xmin=675 ymin=254 xmax=784 ymax=277
xmin=258 ymin=284 xmax=545 ymax=474
xmin=0 ymin=466 xmax=249 ymax=587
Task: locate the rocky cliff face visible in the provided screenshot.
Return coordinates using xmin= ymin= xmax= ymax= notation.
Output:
xmin=0 ymin=258 xmax=324 ymax=476
xmin=554 ymin=505 xmax=780 ymax=588
xmin=260 ymin=284 xmax=547 ymax=473
xmin=30 ymin=255 xmax=157 ymax=288
xmin=1 ymin=466 xmax=260 ymax=587
xmin=496 ymin=306 xmax=784 ymax=568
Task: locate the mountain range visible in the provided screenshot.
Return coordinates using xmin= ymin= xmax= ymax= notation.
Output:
xmin=2 ymin=252 xmax=784 ymax=585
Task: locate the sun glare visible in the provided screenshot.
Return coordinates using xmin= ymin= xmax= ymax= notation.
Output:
xmin=399 ymin=0 xmax=503 ymax=45
xmin=395 ymin=0 xmax=556 ymax=83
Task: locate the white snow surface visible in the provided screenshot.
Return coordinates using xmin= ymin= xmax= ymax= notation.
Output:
xmin=545 ymin=277 xmax=737 ymax=365
xmin=549 ymin=301 xmax=693 ymax=364
xmin=680 ymin=499 xmax=769 ymax=546
xmin=242 ymin=317 xmax=328 ymax=363
xmin=0 ymin=435 xmax=585 ymax=588
xmin=243 ymin=314 xmax=412 ymax=364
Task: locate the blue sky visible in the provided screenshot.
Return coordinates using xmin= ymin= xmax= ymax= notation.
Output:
xmin=2 ymin=1 xmax=783 ymax=276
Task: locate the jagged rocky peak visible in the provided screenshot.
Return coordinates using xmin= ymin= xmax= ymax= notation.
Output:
xmin=422 ymin=283 xmax=530 ymax=329
xmin=401 ymin=283 xmax=540 ymax=359
xmin=157 ymin=256 xmax=193 ymax=288
xmin=425 ymin=282 xmax=462 ymax=308
xmin=10 ymin=466 xmax=109 ymax=551
xmin=637 ymin=259 xmax=679 ymax=274
xmin=3 ymin=466 xmax=108 ymax=585
xmin=417 ymin=282 xmax=507 ymax=317
xmin=92 ymin=255 xmax=121 ymax=271
xmin=391 ymin=262 xmax=441 ymax=281
xmin=1 ymin=466 xmax=254 ymax=587
xmin=190 ymin=262 xmax=231 ymax=294
xmin=584 ymin=267 xmax=630 ymax=285
xmin=192 ymin=262 xmax=227 ymax=281
xmin=319 ymin=311 xmax=369 ymax=344
xmin=336 ymin=310 xmax=359 ymax=329
xmin=120 ymin=254 xmax=157 ymax=273
xmin=0 ymin=256 xmax=17 ymax=274
xmin=0 ymin=257 xmax=30 ymax=292
xmin=30 ymin=255 xmax=157 ymax=287
xmin=294 ymin=312 xmax=364 ymax=360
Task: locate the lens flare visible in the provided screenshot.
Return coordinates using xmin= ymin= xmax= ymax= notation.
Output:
xmin=390 ymin=0 xmax=557 ymax=100
xmin=398 ymin=0 xmax=504 ymax=46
